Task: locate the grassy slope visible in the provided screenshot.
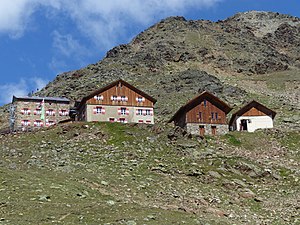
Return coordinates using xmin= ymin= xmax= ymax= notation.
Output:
xmin=0 ymin=122 xmax=299 ymax=224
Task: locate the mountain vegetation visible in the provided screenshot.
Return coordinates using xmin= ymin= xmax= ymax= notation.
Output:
xmin=0 ymin=11 xmax=299 ymax=224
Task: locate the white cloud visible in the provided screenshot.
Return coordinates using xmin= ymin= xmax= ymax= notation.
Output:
xmin=0 ymin=0 xmax=222 ymax=44
xmin=52 ymin=30 xmax=89 ymax=57
xmin=30 ymin=77 xmax=48 ymax=91
xmin=0 ymin=77 xmax=49 ymax=105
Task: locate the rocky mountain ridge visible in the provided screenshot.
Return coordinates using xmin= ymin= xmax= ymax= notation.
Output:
xmin=0 ymin=11 xmax=299 ymax=224
xmin=1 ymin=11 xmax=300 ymax=129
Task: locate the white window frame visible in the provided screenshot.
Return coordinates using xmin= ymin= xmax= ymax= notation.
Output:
xmin=121 ymin=96 xmax=127 ymax=102
xmin=119 ymin=118 xmax=126 ymax=123
xmin=23 ymin=108 xmax=30 ymax=115
xmin=94 ymin=95 xmax=103 ymax=101
xmin=60 ymin=110 xmax=68 ymax=116
xmin=137 ymin=109 xmax=143 ymax=115
xmin=137 ymin=97 xmax=144 ymax=103
xmin=145 ymin=109 xmax=151 ymax=116
xmin=23 ymin=120 xmax=30 ymax=126
xmin=120 ymin=107 xmax=126 ymax=115
xmin=47 ymin=109 xmax=55 ymax=116
xmin=96 ymin=107 xmax=102 ymax=114
xmin=35 ymin=109 xmax=41 ymax=115
xmin=35 ymin=120 xmax=43 ymax=127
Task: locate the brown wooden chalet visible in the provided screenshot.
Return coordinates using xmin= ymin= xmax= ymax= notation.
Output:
xmin=168 ymin=91 xmax=232 ymax=136
xmin=229 ymin=100 xmax=276 ymax=132
xmin=76 ymin=79 xmax=157 ymax=124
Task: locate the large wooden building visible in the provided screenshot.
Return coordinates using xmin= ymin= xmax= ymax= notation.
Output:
xmin=169 ymin=91 xmax=232 ymax=136
xmin=76 ymin=79 xmax=157 ymax=124
xmin=229 ymin=100 xmax=276 ymax=132
xmin=11 ymin=96 xmax=70 ymax=131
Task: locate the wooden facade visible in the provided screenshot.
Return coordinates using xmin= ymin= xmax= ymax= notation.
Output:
xmin=186 ymin=99 xmax=227 ymax=124
xmin=77 ymin=79 xmax=157 ymax=124
xmin=85 ymin=82 xmax=154 ymax=107
xmin=242 ymin=107 xmax=267 ymax=117
xmin=169 ymin=91 xmax=232 ymax=136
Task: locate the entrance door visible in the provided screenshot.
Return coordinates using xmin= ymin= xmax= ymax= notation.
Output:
xmin=211 ymin=126 xmax=217 ymax=135
xmin=240 ymin=119 xmax=248 ymax=131
xmin=199 ymin=125 xmax=205 ymax=136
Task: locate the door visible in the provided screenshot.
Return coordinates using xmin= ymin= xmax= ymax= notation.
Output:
xmin=199 ymin=125 xmax=205 ymax=136
xmin=211 ymin=126 xmax=217 ymax=135
xmin=240 ymin=119 xmax=248 ymax=131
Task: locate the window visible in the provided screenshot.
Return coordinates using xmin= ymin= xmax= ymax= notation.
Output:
xmin=47 ymin=121 xmax=55 ymax=126
xmin=203 ymin=99 xmax=207 ymax=107
xmin=96 ymin=107 xmax=102 ymax=114
xmin=119 ymin=118 xmax=126 ymax=123
xmin=93 ymin=107 xmax=105 ymax=114
xmin=120 ymin=107 xmax=126 ymax=115
xmin=59 ymin=110 xmax=68 ymax=116
xmin=137 ymin=97 xmax=144 ymax=103
xmin=22 ymin=108 xmax=30 ymax=115
xmin=109 ymin=118 xmax=115 ymax=122
xmin=47 ymin=109 xmax=55 ymax=116
xmin=145 ymin=109 xmax=151 ymax=116
xmin=121 ymin=96 xmax=127 ymax=102
xmin=137 ymin=109 xmax=143 ymax=115
xmin=34 ymin=120 xmax=43 ymax=127
xmin=138 ymin=119 xmax=143 ymax=123
xmin=94 ymin=95 xmax=103 ymax=101
xmin=215 ymin=113 xmax=218 ymax=120
xmin=34 ymin=109 xmax=41 ymax=115
xmin=198 ymin=112 xmax=202 ymax=120
xmin=22 ymin=120 xmax=30 ymax=126
xmin=111 ymin=95 xmax=117 ymax=101
xmin=211 ymin=112 xmax=214 ymax=120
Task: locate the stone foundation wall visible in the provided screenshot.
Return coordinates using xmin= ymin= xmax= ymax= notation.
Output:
xmin=186 ymin=123 xmax=229 ymax=136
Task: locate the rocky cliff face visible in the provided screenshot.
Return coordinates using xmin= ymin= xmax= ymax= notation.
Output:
xmin=1 ymin=11 xmax=300 ymax=129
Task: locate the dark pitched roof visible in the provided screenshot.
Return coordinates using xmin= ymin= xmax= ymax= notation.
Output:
xmin=12 ymin=96 xmax=70 ymax=103
xmin=229 ymin=100 xmax=276 ymax=125
xmin=77 ymin=79 xmax=157 ymax=109
xmin=168 ymin=91 xmax=232 ymax=122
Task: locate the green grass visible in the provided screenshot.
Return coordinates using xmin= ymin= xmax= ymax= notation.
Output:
xmin=223 ymin=133 xmax=242 ymax=146
xmin=0 ymin=122 xmax=299 ymax=224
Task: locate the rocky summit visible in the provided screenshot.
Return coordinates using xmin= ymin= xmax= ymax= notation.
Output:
xmin=0 ymin=11 xmax=299 ymax=224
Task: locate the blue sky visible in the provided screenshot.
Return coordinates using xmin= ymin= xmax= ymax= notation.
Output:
xmin=0 ymin=0 xmax=299 ymax=105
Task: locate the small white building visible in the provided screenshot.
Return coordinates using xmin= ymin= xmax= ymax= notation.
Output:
xmin=229 ymin=100 xmax=276 ymax=132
